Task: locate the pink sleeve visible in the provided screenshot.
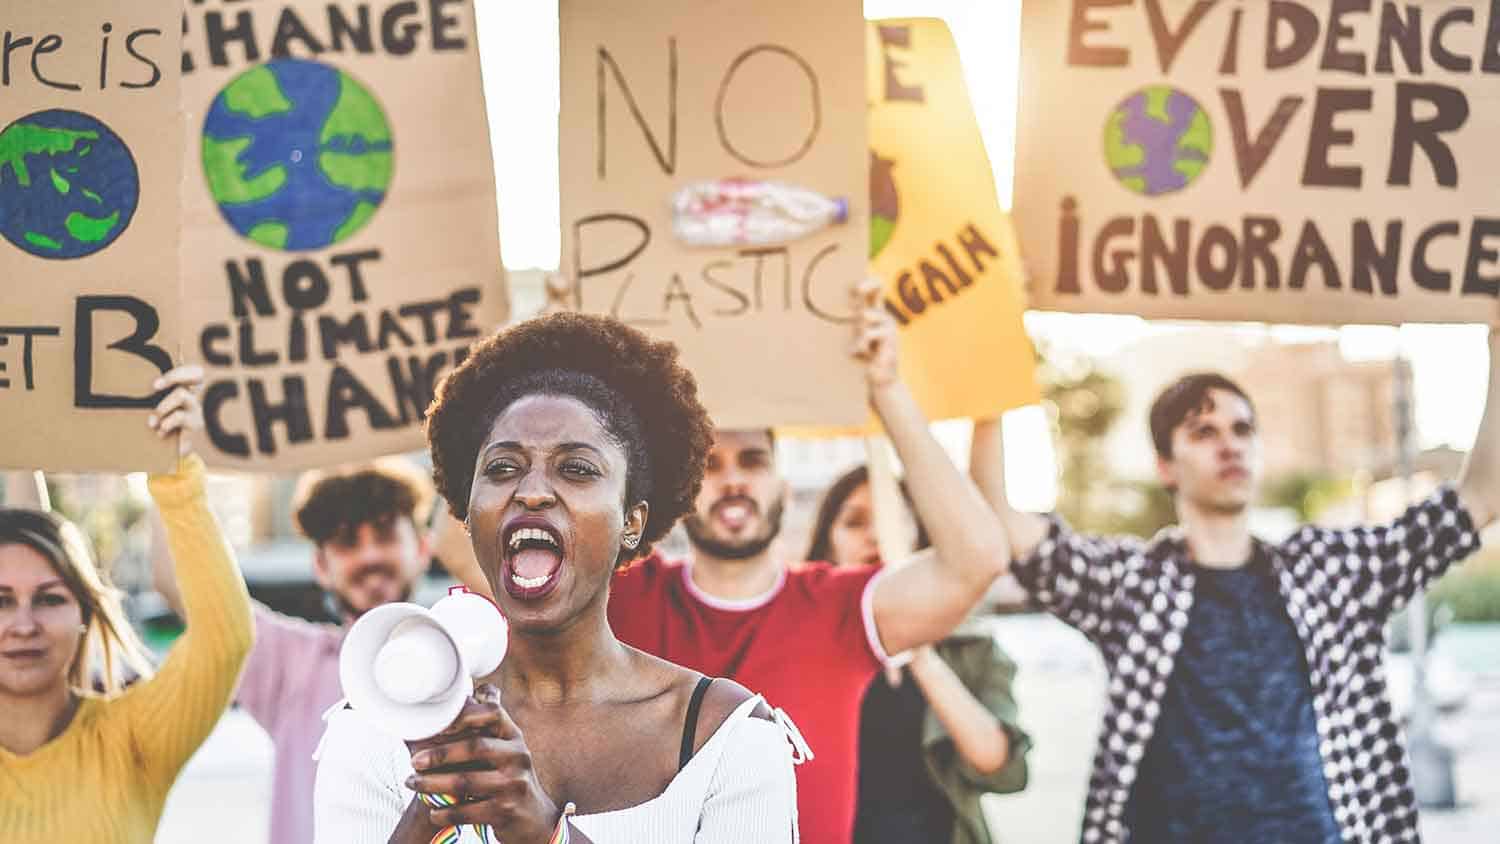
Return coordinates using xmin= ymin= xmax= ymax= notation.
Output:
xmin=236 ymin=604 xmax=311 ymax=731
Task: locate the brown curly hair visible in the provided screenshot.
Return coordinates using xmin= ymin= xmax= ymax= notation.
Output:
xmin=425 ymin=312 xmax=713 ymax=562
xmin=292 ymin=459 xmax=434 ymax=546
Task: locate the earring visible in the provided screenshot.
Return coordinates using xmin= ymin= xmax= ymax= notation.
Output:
xmin=78 ymin=624 xmax=87 ymax=633
xmin=623 ymin=534 xmax=640 ymax=549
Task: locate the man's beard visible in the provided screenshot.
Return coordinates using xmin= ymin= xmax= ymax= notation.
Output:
xmin=325 ymin=582 xmax=414 ymax=623
xmin=684 ymin=496 xmax=785 ymax=560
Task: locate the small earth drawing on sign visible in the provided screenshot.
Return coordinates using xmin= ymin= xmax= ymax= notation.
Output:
xmin=870 ymin=150 xmax=899 ymax=259
xmin=202 ymin=57 xmax=393 ymax=251
xmin=0 ymin=109 xmax=139 ymax=260
xmin=1103 ymin=85 xmax=1212 ymax=197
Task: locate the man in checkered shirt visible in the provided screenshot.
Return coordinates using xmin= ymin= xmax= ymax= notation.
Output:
xmin=973 ymin=329 xmax=1499 ymax=843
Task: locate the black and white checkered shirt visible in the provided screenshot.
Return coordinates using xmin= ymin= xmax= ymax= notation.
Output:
xmin=1011 ymin=486 xmax=1482 ymax=844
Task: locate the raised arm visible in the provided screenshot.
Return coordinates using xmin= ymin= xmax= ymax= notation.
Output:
xmin=118 ymin=367 xmax=254 ymax=779
xmin=148 ymin=505 xmax=184 ymax=617
xmin=970 ymin=415 xmax=1051 ymax=560
xmin=857 ymin=286 xmax=1009 ymax=656
xmin=145 ymin=366 xmax=206 ymax=620
xmin=1457 ymin=327 xmax=1500 ymax=530
xmin=1305 ymin=328 xmax=1496 ymax=623
xmin=969 ymin=375 xmax=1142 ymax=642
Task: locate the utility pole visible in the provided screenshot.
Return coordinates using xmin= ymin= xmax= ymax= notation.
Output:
xmin=1395 ymin=352 xmax=1456 ymax=807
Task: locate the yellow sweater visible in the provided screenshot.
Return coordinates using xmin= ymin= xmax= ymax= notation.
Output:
xmin=0 ymin=455 xmax=254 ymax=843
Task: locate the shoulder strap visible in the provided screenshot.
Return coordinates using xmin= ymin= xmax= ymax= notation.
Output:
xmin=679 ymin=675 xmax=714 ymax=771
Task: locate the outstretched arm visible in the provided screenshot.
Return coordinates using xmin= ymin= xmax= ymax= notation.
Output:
xmin=1457 ymin=328 xmax=1500 ymax=530
xmin=858 ymin=285 xmax=1009 ymax=656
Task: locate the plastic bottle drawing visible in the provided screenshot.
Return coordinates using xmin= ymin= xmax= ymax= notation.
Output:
xmin=672 ymin=178 xmax=849 ymax=248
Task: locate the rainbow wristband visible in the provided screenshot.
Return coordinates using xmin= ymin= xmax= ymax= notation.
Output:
xmin=419 ymin=792 xmax=492 ymax=844
xmin=548 ymin=802 xmax=577 ymax=844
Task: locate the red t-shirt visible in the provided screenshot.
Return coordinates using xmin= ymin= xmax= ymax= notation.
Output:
xmin=608 ymin=552 xmax=889 ymax=844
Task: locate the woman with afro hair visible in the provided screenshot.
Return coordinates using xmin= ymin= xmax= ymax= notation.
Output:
xmin=314 ymin=313 xmax=800 ymax=843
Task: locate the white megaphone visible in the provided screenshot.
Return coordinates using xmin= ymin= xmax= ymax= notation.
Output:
xmin=339 ymin=586 xmax=509 ymax=741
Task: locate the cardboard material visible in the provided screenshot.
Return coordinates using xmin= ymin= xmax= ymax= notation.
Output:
xmin=0 ymin=0 xmax=182 ymax=472
xmin=1015 ymin=0 xmax=1500 ymax=325
xmin=181 ymin=0 xmax=507 ymax=470
xmin=559 ymin=0 xmax=870 ymax=429
xmin=868 ymin=18 xmax=1040 ymax=421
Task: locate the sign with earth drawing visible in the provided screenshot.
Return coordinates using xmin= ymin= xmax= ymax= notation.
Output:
xmin=866 ymin=18 xmax=1039 ymax=423
xmin=0 ymin=0 xmax=183 ymax=472
xmin=1015 ymin=0 xmax=1500 ymax=325
xmin=181 ymin=0 xmax=507 ymax=471
xmin=560 ymin=0 xmax=870 ymax=429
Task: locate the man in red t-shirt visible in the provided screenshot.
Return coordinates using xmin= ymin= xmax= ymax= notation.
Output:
xmin=608 ymin=296 xmax=1010 ymax=843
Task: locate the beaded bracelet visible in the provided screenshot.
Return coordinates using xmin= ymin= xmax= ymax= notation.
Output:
xmin=548 ymin=802 xmax=578 ymax=844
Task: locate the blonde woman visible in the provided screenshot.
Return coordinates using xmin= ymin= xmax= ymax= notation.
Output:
xmin=0 ymin=366 xmax=254 ymax=842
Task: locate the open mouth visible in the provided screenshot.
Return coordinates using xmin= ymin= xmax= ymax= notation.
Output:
xmin=502 ymin=520 xmax=566 ymax=600
xmin=713 ymin=497 xmax=757 ymax=532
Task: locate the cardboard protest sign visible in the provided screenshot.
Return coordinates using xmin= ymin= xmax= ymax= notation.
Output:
xmin=559 ymin=0 xmax=870 ymax=429
xmin=868 ymin=19 xmax=1040 ymax=421
xmin=1015 ymin=0 xmax=1500 ymax=325
xmin=0 ymin=1 xmax=182 ymax=472
xmin=181 ymin=0 xmax=507 ymax=471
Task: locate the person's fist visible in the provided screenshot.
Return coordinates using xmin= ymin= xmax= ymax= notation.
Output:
xmin=851 ymin=279 xmax=900 ymax=390
xmin=404 ymin=687 xmax=560 ymax=843
xmin=147 ymin=365 xmax=206 ymax=457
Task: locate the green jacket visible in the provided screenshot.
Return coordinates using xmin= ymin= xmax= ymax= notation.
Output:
xmin=922 ymin=624 xmax=1032 ymax=844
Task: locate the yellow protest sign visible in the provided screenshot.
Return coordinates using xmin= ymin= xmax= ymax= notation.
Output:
xmin=867 ymin=18 xmax=1040 ymax=422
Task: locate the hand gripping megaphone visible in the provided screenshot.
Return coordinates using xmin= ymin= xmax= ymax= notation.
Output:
xmin=339 ymin=586 xmax=509 ymax=741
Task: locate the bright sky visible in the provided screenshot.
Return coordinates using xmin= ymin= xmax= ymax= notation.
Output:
xmin=473 ymin=0 xmax=1492 ymax=508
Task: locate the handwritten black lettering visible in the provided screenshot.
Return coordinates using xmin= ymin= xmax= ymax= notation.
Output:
xmin=715 ymin=45 xmax=820 ymax=168
xmin=73 ymin=296 xmax=173 ymax=409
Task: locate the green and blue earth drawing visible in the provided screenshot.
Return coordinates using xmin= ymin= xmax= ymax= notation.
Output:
xmin=202 ymin=58 xmax=393 ymax=251
xmin=0 ymin=109 xmax=138 ymax=259
xmin=1104 ymin=85 xmax=1213 ymax=197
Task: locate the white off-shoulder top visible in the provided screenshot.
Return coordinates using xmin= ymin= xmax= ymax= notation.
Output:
xmin=313 ymin=695 xmax=804 ymax=843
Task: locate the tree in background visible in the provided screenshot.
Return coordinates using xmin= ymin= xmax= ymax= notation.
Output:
xmin=42 ymin=475 xmax=152 ymax=594
xmin=1261 ymin=472 xmax=1357 ymax=523
xmin=1037 ymin=341 xmax=1175 ymax=539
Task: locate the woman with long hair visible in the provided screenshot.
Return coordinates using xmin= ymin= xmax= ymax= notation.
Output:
xmin=315 ymin=313 xmax=802 ymax=843
xmin=0 ymin=366 xmax=254 ymax=842
xmin=806 ymin=463 xmax=1029 ymax=844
